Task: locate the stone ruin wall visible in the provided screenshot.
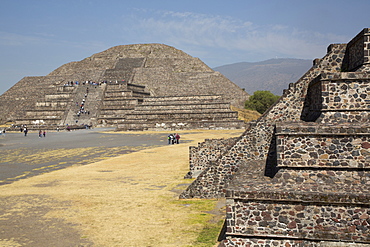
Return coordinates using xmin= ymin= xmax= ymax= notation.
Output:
xmin=222 ymin=200 xmax=370 ymax=246
xmin=277 ymin=124 xmax=370 ymax=169
xmin=185 ymin=137 xmax=240 ymax=179
xmin=181 ymin=28 xmax=370 ymax=246
xmin=344 ymin=28 xmax=370 ymax=72
xmin=180 ymin=42 xmax=348 ymax=199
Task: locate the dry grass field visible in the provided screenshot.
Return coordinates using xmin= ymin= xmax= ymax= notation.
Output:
xmin=0 ymin=129 xmax=244 ymax=247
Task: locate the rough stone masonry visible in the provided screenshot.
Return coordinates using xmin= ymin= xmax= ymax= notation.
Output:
xmin=181 ymin=28 xmax=370 ymax=246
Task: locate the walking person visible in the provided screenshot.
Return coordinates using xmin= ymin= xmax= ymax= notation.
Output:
xmin=39 ymin=130 xmax=43 ymax=138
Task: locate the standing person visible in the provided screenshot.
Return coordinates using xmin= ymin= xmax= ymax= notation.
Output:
xmin=24 ymin=127 xmax=28 ymax=136
xmin=172 ymin=133 xmax=176 ymax=144
xmin=168 ymin=134 xmax=173 ymax=145
xmin=175 ymin=133 xmax=180 ymax=144
xmin=39 ymin=130 xmax=42 ymax=138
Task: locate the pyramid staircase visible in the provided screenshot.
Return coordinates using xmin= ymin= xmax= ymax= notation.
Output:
xmin=63 ymin=83 xmax=106 ymax=127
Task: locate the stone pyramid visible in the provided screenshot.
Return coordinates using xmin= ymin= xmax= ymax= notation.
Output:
xmin=0 ymin=44 xmax=249 ymax=130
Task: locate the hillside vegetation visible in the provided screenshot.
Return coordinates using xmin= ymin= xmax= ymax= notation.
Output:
xmin=231 ymin=105 xmax=261 ymax=122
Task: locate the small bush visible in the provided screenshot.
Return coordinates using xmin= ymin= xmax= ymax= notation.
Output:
xmin=244 ymin=90 xmax=280 ymax=114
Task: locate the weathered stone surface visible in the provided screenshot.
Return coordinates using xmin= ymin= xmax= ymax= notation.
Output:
xmin=181 ymin=28 xmax=370 ymax=246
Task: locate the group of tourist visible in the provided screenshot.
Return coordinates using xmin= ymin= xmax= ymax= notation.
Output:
xmin=63 ymin=79 xmax=126 ymax=87
xmin=38 ymin=130 xmax=46 ymax=138
xmin=18 ymin=125 xmax=46 ymax=138
xmin=76 ymin=88 xmax=90 ymax=118
xmin=64 ymin=80 xmax=100 ymax=86
xmin=168 ymin=133 xmax=180 ymax=144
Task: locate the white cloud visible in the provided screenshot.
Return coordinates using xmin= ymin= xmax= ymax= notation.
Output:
xmin=124 ymin=9 xmax=349 ymax=62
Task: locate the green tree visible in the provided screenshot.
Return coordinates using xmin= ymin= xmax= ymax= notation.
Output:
xmin=244 ymin=90 xmax=280 ymax=114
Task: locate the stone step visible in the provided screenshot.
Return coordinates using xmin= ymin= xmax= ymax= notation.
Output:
xmin=140 ymin=99 xmax=227 ymax=105
xmin=17 ymin=115 xmax=62 ymax=120
xmin=24 ymin=107 xmax=68 ymax=112
xmin=127 ymin=83 xmax=146 ymax=92
xmin=101 ymin=98 xmax=140 ymax=106
xmin=126 ymin=108 xmax=238 ymax=117
xmin=134 ymin=102 xmax=231 ymax=111
xmin=125 ymin=112 xmax=239 ymax=121
xmin=25 ymin=111 xmax=65 ymax=117
xmin=57 ymin=86 xmax=76 ymax=93
xmin=143 ymin=95 xmax=222 ymax=102
xmin=99 ymin=109 xmax=134 ymax=117
xmin=105 ymin=82 xmax=146 ymax=92
xmin=104 ymin=91 xmax=149 ymax=98
xmin=272 ymin=168 xmax=370 ymax=185
xmin=276 ymin=123 xmax=370 ymax=169
xmin=117 ymin=119 xmax=245 ymax=131
xmin=100 ymin=106 xmax=136 ymax=111
xmin=97 ymin=118 xmax=126 ymax=125
xmin=35 ymin=102 xmax=69 ymax=108
xmin=16 ymin=118 xmax=62 ymax=125
xmin=44 ymin=93 xmax=72 ymax=101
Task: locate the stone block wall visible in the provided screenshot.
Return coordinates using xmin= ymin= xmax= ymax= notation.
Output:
xmin=185 ymin=137 xmax=239 ymax=179
xmin=225 ymin=200 xmax=370 ymax=243
xmin=276 ymin=123 xmax=370 ymax=168
xmin=343 ymin=28 xmax=370 ymax=72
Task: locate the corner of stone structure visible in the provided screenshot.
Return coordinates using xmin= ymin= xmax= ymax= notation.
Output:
xmin=202 ymin=28 xmax=370 ymax=247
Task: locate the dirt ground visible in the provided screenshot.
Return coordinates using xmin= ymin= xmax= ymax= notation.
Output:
xmin=0 ymin=129 xmax=244 ymax=247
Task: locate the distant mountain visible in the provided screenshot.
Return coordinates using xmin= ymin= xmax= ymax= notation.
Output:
xmin=213 ymin=58 xmax=312 ymax=96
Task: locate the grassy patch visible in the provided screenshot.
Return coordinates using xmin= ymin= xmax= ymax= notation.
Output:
xmin=194 ymin=218 xmax=224 ymax=247
xmin=174 ymin=199 xmax=224 ymax=247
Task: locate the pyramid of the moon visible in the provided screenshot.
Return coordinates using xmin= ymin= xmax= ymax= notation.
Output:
xmin=0 ymin=43 xmax=249 ymax=130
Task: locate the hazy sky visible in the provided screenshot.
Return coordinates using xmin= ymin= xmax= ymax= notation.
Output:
xmin=0 ymin=0 xmax=369 ymax=94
